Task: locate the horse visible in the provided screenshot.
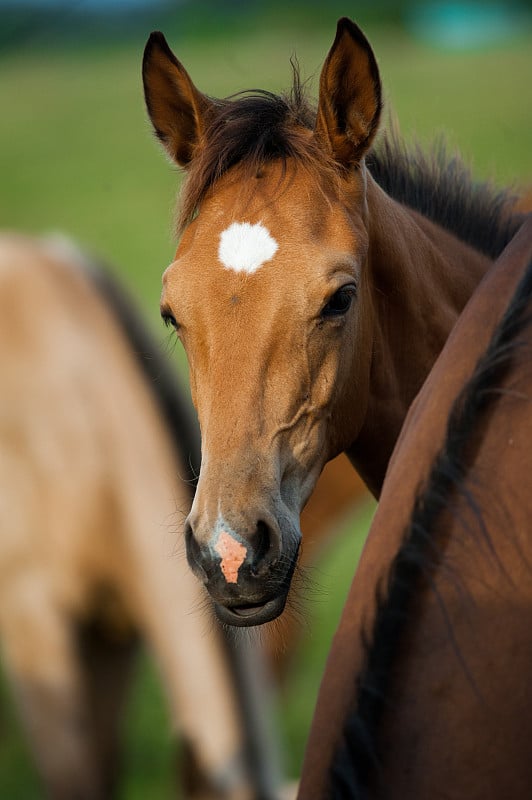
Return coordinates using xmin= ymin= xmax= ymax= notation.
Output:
xmin=142 ymin=17 xmax=525 ymax=626
xmin=297 ymin=214 xmax=532 ymax=799
xmin=0 ymin=233 xmax=281 ymax=799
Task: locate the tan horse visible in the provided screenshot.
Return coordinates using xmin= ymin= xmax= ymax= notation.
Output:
xmin=299 ymin=216 xmax=532 ymax=799
xmin=142 ymin=18 xmax=524 ymax=626
xmin=0 ymin=233 xmax=280 ymax=799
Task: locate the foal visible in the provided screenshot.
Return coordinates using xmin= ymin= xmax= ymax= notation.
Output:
xmin=0 ymin=233 xmax=278 ymax=799
xmin=143 ymin=18 xmax=523 ymax=624
xmin=299 ymin=216 xmax=532 ymax=798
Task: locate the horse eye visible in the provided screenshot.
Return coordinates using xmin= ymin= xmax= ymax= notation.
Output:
xmin=161 ymin=311 xmax=179 ymax=331
xmin=321 ymin=285 xmax=356 ymax=318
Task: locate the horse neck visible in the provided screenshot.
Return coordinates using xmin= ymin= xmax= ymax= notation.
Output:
xmin=348 ymin=174 xmax=492 ymax=496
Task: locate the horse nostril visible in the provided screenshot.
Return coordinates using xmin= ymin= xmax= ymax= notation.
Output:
xmin=250 ymin=519 xmax=280 ymax=576
xmin=184 ymin=518 xmax=207 ymax=579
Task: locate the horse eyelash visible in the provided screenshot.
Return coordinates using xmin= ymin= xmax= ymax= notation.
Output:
xmin=161 ymin=312 xmax=179 ymax=331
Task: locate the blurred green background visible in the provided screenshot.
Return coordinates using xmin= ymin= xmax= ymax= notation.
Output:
xmin=0 ymin=0 xmax=531 ymax=796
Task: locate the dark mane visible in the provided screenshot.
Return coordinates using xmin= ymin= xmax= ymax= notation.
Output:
xmin=179 ymin=68 xmax=523 ymax=258
xmin=367 ymin=135 xmax=524 ymax=259
xmin=85 ymin=256 xmax=201 ymax=485
xmin=329 ymin=251 xmax=532 ymax=798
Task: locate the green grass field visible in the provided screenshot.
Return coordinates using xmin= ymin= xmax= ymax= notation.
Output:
xmin=0 ymin=5 xmax=531 ymax=796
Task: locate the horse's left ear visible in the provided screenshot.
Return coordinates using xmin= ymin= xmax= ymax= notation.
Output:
xmin=315 ymin=18 xmax=382 ymax=169
xmin=142 ymin=31 xmax=212 ymax=166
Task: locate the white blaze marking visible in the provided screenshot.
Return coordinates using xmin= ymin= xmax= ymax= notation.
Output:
xmin=218 ymin=221 xmax=278 ymax=274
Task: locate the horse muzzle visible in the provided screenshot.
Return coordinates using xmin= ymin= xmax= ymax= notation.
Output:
xmin=185 ymin=512 xmax=300 ymax=626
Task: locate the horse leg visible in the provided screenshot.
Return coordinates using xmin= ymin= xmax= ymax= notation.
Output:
xmin=76 ymin=608 xmax=139 ymax=798
xmin=0 ymin=576 xmax=102 ymax=800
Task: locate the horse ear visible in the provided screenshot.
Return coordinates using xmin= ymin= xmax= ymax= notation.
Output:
xmin=315 ymin=18 xmax=382 ymax=168
xmin=142 ymin=32 xmax=212 ymax=166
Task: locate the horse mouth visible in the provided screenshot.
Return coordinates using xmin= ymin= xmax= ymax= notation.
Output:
xmin=210 ymin=541 xmax=299 ymax=627
xmin=214 ymin=594 xmax=288 ymax=627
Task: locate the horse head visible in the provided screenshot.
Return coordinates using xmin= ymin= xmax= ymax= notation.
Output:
xmin=143 ymin=19 xmax=382 ymax=625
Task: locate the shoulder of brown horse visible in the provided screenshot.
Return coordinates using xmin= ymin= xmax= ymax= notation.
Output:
xmin=298 ymin=214 xmax=532 ymax=798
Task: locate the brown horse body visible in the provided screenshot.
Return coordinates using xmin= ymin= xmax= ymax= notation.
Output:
xmin=299 ymin=216 xmax=532 ymax=799
xmin=0 ymin=233 xmax=279 ymax=799
xmin=142 ymin=18 xmax=523 ymax=626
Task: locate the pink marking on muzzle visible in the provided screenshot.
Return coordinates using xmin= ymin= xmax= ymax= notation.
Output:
xmin=214 ymin=530 xmax=247 ymax=583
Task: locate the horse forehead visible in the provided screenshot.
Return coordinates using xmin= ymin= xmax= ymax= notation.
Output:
xmin=166 ymin=169 xmax=359 ymax=292
xmin=192 ymin=167 xmax=337 ymax=250
xmin=173 ymin=215 xmax=310 ymax=283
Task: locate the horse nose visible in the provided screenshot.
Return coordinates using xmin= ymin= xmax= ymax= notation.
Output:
xmin=185 ymin=510 xmax=299 ymax=626
xmin=184 ymin=513 xmax=281 ymax=586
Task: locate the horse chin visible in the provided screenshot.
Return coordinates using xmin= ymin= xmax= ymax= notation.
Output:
xmin=214 ymin=593 xmax=288 ymax=627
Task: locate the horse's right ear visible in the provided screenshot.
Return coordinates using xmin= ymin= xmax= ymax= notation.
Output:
xmin=142 ymin=32 xmax=212 ymax=167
